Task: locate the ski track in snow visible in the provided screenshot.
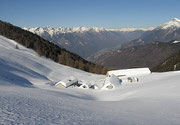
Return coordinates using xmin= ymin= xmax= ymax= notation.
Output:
xmin=0 ymin=35 xmax=180 ymax=124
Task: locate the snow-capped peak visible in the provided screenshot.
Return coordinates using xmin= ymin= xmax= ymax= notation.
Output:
xmin=106 ymin=27 xmax=154 ymax=32
xmin=23 ymin=26 xmax=153 ymax=35
xmin=157 ymin=18 xmax=180 ymax=29
xmin=171 ymin=18 xmax=180 ymax=22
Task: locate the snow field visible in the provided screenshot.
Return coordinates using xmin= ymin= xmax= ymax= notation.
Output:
xmin=0 ymin=35 xmax=180 ymax=124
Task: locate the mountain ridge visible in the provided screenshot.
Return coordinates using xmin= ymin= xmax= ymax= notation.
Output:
xmin=24 ymin=26 xmax=150 ymax=58
xmin=23 ymin=26 xmax=154 ymax=34
xmin=92 ymin=40 xmax=180 ymax=70
xmin=123 ymin=18 xmax=180 ymax=48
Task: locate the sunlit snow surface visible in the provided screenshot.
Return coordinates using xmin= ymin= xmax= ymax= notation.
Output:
xmin=0 ymin=35 xmax=180 ymax=125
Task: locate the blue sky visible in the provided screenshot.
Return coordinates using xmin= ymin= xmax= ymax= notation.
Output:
xmin=0 ymin=0 xmax=180 ymax=28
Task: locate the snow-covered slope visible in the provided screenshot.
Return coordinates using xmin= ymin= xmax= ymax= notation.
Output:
xmin=0 ymin=35 xmax=104 ymax=87
xmin=0 ymin=35 xmax=180 ymax=125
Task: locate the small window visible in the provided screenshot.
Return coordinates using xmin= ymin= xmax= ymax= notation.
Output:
xmin=82 ymin=85 xmax=87 ymax=88
xmin=106 ymin=84 xmax=113 ymax=89
xmin=127 ymin=77 xmax=133 ymax=82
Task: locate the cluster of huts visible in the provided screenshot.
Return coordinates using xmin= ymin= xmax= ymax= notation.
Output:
xmin=55 ymin=76 xmax=99 ymax=89
xmin=102 ymin=67 xmax=151 ymax=90
xmin=55 ymin=67 xmax=151 ymax=90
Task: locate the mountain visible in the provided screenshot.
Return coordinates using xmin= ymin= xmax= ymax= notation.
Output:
xmin=124 ymin=18 xmax=180 ymax=48
xmin=92 ymin=40 xmax=180 ymax=70
xmin=0 ymin=20 xmax=110 ymax=74
xmin=88 ymin=18 xmax=180 ymax=70
xmin=24 ymin=18 xmax=180 ymax=59
xmin=24 ymin=27 xmax=153 ymax=58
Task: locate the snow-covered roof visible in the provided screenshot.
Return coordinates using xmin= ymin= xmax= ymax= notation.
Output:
xmin=102 ymin=74 xmax=121 ymax=90
xmin=173 ymin=40 xmax=180 ymax=44
xmin=55 ymin=76 xmax=78 ymax=87
xmin=107 ymin=67 xmax=151 ymax=77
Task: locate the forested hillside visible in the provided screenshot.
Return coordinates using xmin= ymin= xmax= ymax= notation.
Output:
xmin=152 ymin=50 xmax=180 ymax=72
xmin=0 ymin=20 xmax=110 ymax=74
xmin=92 ymin=41 xmax=180 ymax=70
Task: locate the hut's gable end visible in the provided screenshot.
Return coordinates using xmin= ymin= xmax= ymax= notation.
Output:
xmin=56 ymin=83 xmax=66 ymax=88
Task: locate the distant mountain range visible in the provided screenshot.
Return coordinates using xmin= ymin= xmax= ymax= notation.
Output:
xmin=122 ymin=18 xmax=180 ymax=48
xmin=87 ymin=18 xmax=180 ymax=70
xmin=23 ymin=27 xmax=153 ymax=58
xmin=24 ymin=18 xmax=180 ymax=60
xmin=24 ymin=27 xmax=154 ymax=34
xmin=24 ymin=18 xmax=180 ymax=72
